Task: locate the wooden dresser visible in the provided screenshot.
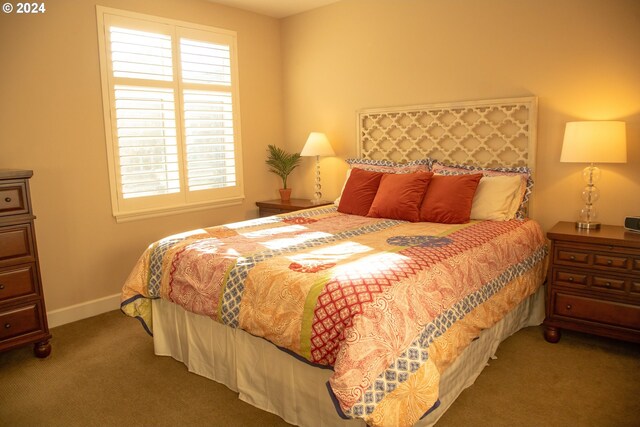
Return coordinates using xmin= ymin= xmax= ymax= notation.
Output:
xmin=0 ymin=169 xmax=51 ymax=357
xmin=544 ymin=221 xmax=640 ymax=343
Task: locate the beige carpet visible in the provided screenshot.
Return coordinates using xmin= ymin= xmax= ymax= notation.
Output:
xmin=0 ymin=310 xmax=638 ymax=427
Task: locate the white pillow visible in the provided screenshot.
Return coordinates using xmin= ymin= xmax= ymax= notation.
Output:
xmin=470 ymin=175 xmax=522 ymax=221
xmin=334 ymin=169 xmax=352 ymax=205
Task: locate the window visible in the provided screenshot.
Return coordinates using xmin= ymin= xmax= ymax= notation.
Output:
xmin=97 ymin=7 xmax=243 ymax=221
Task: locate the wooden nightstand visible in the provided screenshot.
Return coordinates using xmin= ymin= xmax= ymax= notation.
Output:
xmin=544 ymin=221 xmax=640 ymax=343
xmin=256 ymin=198 xmax=333 ymax=218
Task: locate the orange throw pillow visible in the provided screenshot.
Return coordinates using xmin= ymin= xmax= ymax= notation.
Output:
xmin=367 ymin=172 xmax=433 ymax=222
xmin=337 ymin=168 xmax=384 ymax=216
xmin=420 ymin=173 xmax=483 ymax=224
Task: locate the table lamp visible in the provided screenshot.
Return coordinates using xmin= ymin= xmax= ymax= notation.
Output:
xmin=560 ymin=121 xmax=627 ymax=229
xmin=301 ymin=132 xmax=335 ymax=203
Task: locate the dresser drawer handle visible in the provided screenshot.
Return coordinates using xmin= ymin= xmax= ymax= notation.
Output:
xmin=607 ymin=260 xmax=613 ymax=266
xmin=4 ymin=323 xmax=10 ymax=329
xmin=568 ymin=277 xmax=574 ymax=282
xmin=605 ymin=282 xmax=611 ymax=288
xmin=0 ymin=284 xmax=4 ymax=290
xmin=4 ymin=197 xmax=10 ymax=203
xmin=566 ymin=304 xmax=572 ymax=310
xmin=570 ymin=255 xmax=576 ymax=261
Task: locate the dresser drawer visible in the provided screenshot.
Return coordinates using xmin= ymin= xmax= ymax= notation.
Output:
xmin=0 ymin=303 xmax=43 ymax=341
xmin=0 ymin=264 xmax=37 ymax=302
xmin=0 ymin=224 xmax=33 ymax=264
xmin=0 ymin=182 xmax=29 ymax=217
xmin=553 ymin=292 xmax=640 ymax=330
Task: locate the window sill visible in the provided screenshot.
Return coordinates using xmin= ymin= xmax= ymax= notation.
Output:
xmin=113 ymin=196 xmax=244 ymax=223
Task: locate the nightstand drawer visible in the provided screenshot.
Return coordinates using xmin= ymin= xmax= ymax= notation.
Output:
xmin=260 ymin=207 xmax=286 ymax=217
xmin=554 ymin=245 xmax=635 ymax=273
xmin=0 ymin=264 xmax=37 ymax=302
xmin=594 ymin=254 xmax=629 ymax=270
xmin=0 ymin=303 xmax=43 ymax=341
xmin=553 ymin=292 xmax=640 ymax=330
xmin=555 ymin=248 xmax=590 ymax=265
xmin=553 ymin=270 xmax=588 ymax=286
xmin=0 ymin=224 xmax=33 ymax=263
xmin=0 ymin=182 xmax=29 ymax=217
xmin=592 ymin=275 xmax=625 ymax=292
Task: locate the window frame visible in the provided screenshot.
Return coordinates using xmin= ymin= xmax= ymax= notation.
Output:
xmin=96 ymin=6 xmax=244 ymax=222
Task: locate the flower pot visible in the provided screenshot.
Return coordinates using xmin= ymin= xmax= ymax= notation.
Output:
xmin=279 ymin=188 xmax=292 ymax=201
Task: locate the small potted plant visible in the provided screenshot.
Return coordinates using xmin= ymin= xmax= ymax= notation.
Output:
xmin=265 ymin=144 xmax=301 ymax=201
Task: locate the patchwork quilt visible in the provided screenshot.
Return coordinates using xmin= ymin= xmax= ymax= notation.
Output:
xmin=121 ymin=206 xmax=547 ymax=427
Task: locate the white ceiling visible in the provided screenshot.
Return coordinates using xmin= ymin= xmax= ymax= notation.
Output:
xmin=207 ymin=0 xmax=341 ymax=18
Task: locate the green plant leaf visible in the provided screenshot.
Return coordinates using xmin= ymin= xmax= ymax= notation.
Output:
xmin=265 ymin=144 xmax=301 ymax=189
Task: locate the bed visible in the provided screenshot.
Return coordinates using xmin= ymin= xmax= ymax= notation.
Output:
xmin=121 ymin=96 xmax=547 ymax=427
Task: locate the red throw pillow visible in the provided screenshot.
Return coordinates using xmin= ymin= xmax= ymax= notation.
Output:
xmin=367 ymin=172 xmax=434 ymax=222
xmin=420 ymin=173 xmax=483 ymax=224
xmin=337 ymin=168 xmax=384 ymax=216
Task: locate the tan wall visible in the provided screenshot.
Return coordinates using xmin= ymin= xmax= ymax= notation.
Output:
xmin=281 ymin=0 xmax=640 ymax=232
xmin=0 ymin=0 xmax=283 ymax=312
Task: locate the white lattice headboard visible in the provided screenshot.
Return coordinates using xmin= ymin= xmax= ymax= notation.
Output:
xmin=357 ymin=96 xmax=538 ymax=173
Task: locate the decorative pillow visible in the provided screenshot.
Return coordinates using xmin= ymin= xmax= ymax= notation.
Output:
xmin=470 ymin=175 xmax=523 ymax=220
xmin=337 ymin=168 xmax=384 ymax=216
xmin=367 ymin=171 xmax=433 ymax=222
xmin=420 ymin=173 xmax=483 ymax=224
xmin=431 ymin=162 xmax=533 ymax=219
xmin=335 ymin=158 xmax=432 ymax=205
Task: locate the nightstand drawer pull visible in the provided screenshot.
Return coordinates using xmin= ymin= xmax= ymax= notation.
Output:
xmin=566 ymin=304 xmax=572 ymax=310
xmin=4 ymin=197 xmax=10 ymax=203
xmin=568 ymin=277 xmax=574 ymax=282
xmin=4 ymin=323 xmax=10 ymax=329
xmin=570 ymin=255 xmax=575 ymax=261
xmin=0 ymin=284 xmax=4 ymax=290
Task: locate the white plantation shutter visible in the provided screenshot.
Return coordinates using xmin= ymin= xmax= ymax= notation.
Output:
xmin=114 ymin=86 xmax=179 ymax=198
xmin=97 ymin=8 xmax=243 ymax=221
xmin=110 ymin=27 xmax=173 ymax=81
xmin=183 ymin=90 xmax=236 ymax=191
xmin=180 ymin=39 xmax=231 ymax=85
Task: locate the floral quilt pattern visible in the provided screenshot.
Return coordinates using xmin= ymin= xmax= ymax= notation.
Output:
xmin=121 ymin=206 xmax=547 ymax=427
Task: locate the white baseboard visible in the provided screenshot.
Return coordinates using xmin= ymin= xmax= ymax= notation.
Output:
xmin=46 ymin=293 xmax=121 ymax=328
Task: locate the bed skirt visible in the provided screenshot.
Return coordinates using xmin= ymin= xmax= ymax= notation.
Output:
xmin=152 ymin=286 xmax=545 ymax=427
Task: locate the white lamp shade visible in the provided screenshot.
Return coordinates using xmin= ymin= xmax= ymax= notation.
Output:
xmin=560 ymin=121 xmax=627 ymax=163
xmin=301 ymin=132 xmax=335 ymax=157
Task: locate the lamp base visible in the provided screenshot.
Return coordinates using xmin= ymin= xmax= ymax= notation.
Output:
xmin=575 ymin=221 xmax=601 ymax=230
